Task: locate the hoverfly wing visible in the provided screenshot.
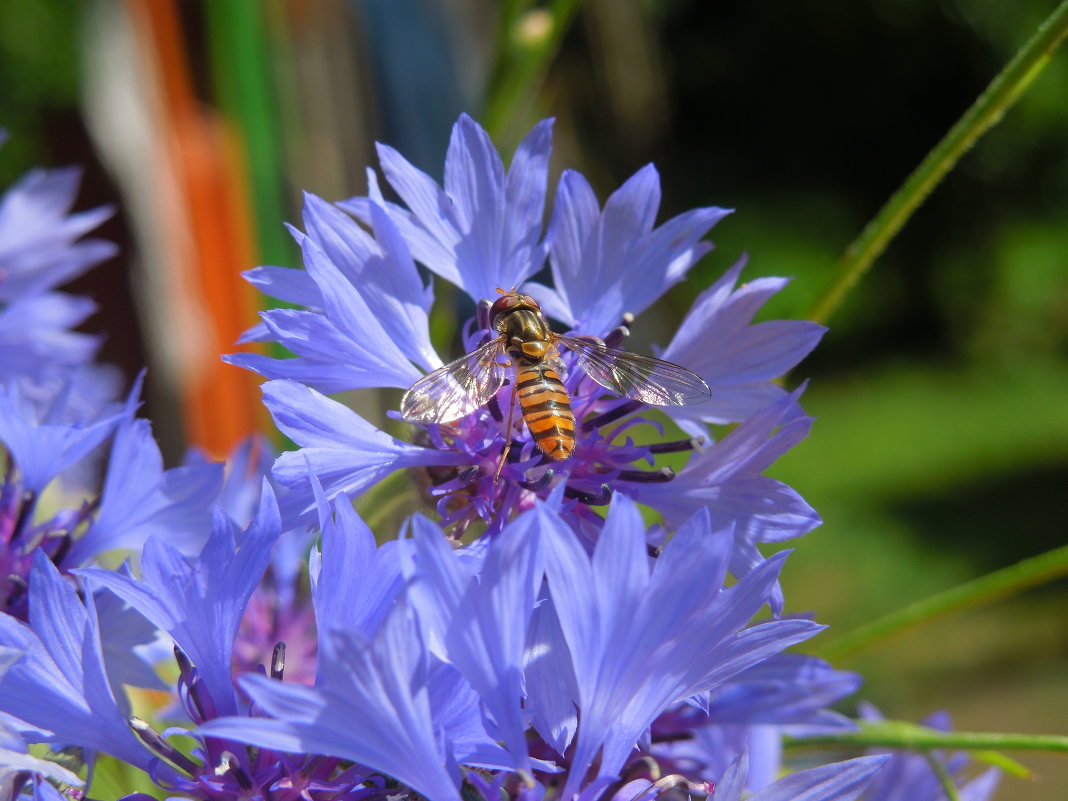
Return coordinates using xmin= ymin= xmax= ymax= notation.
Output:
xmin=557 ymin=335 xmax=711 ymax=406
xmin=401 ymin=339 xmax=510 ymax=423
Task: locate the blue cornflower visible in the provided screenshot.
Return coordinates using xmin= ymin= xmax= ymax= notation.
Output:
xmin=0 ymin=134 xmax=116 ymax=300
xmin=0 ymin=376 xmax=222 ymax=621
xmin=230 ymin=114 xmax=822 ymax=547
xmin=529 ymin=493 xmax=824 ymax=799
xmin=649 ymin=654 xmax=861 ymax=791
xmin=198 ymin=488 xmax=524 ymax=801
xmin=0 ymin=475 xmax=883 ymax=801
xmin=0 ymin=133 xmax=117 ymax=391
xmin=0 ymin=550 xmax=154 ymax=774
xmin=27 ymin=483 xmax=503 ymax=801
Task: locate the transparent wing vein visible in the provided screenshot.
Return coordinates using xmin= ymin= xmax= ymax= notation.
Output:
xmin=400 ymin=339 xmax=509 ymax=423
xmin=558 ymin=336 xmax=710 ymax=406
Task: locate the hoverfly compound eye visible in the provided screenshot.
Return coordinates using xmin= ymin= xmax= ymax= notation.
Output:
xmin=488 ymin=294 xmax=517 ymax=321
xmin=518 ymin=294 xmax=540 ymax=309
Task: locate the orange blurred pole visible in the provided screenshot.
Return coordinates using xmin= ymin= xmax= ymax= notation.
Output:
xmin=128 ymin=0 xmax=268 ymax=458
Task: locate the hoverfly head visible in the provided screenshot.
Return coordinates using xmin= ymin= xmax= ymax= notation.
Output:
xmin=489 ymin=289 xmax=541 ymax=327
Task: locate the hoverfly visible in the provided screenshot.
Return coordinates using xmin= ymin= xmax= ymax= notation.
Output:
xmin=401 ymin=290 xmax=710 ymax=480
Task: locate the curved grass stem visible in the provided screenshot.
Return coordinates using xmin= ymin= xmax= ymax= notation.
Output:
xmin=806 ymin=0 xmax=1068 ymax=325
xmin=784 ymin=720 xmax=1068 ymax=754
xmin=815 ymin=543 xmax=1068 ymax=662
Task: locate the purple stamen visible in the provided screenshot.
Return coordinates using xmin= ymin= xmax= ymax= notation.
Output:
xmin=487 ymin=393 xmax=504 ymax=422
xmin=603 ymin=319 xmax=633 ymax=349
xmin=617 ymin=467 xmax=675 ymax=483
xmin=581 ymin=400 xmax=643 ymax=432
xmin=270 ymin=642 xmax=286 ymax=680
xmin=648 ymin=438 xmax=701 ymax=454
xmin=9 ymin=491 xmax=36 ymax=544
xmin=564 ymin=483 xmax=613 ymax=506
xmin=476 ymin=298 xmax=493 ymax=331
xmin=217 ymin=752 xmax=253 ymax=790
xmin=129 ymin=716 xmax=200 ymax=775
xmin=518 ymin=469 xmax=554 ymax=492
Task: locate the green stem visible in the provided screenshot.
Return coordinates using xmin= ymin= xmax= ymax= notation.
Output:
xmin=924 ymin=752 xmax=962 ymax=801
xmin=816 ymin=543 xmax=1068 ymax=662
xmin=204 ymin=2 xmax=292 ymax=268
xmin=784 ymin=723 xmax=1068 ymax=754
xmin=806 ymin=0 xmax=1068 ymax=325
xmin=483 ymin=0 xmax=584 ymax=145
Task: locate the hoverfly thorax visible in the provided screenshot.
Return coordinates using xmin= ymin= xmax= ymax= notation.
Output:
xmin=490 ymin=292 xmax=553 ymax=363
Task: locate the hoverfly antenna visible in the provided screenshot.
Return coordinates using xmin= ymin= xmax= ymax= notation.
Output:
xmin=495 ymin=285 xmax=518 ymax=295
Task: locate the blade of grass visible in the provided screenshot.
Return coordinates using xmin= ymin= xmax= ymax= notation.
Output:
xmin=806 ymin=0 xmax=1068 ymax=325
xmin=483 ymin=0 xmax=584 ymax=145
xmin=815 ymin=542 xmax=1068 ymax=662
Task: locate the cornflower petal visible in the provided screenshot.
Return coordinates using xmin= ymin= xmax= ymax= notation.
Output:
xmin=262 ymin=379 xmax=468 ymax=523
xmin=345 ymin=115 xmax=553 ymax=302
xmin=64 ymin=417 xmax=223 ymax=565
xmin=0 ymin=379 xmax=125 ymax=494
xmin=633 ymin=386 xmax=820 ymax=540
xmin=0 ymin=163 xmax=116 ymax=300
xmin=706 ymin=654 xmax=861 ymax=726
xmin=545 ymin=167 xmax=730 ymax=335
xmin=543 ymin=496 xmax=823 ymax=798
xmin=309 ymin=492 xmax=405 ymax=685
xmin=524 ymin=594 xmax=579 ymax=755
xmin=201 ymin=610 xmax=465 ymax=801
xmin=0 ymin=293 xmax=101 ymax=384
xmin=0 ymin=552 xmax=150 ymax=770
xmin=296 ymin=193 xmax=439 ymax=367
xmin=75 ymin=483 xmax=282 ymax=717
xmin=404 ymin=510 xmax=544 ymax=771
xmin=227 ymin=233 xmax=430 ymax=391
xmin=660 ymin=256 xmax=827 ymax=429
xmin=241 ymin=263 xmax=323 ymax=309
xmin=715 ymin=750 xmax=890 ymax=801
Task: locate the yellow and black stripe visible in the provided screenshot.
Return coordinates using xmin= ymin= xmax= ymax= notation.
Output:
xmin=516 ymin=364 xmax=576 ymax=460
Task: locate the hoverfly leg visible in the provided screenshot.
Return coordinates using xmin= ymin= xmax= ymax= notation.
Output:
xmin=494 ymin=380 xmax=520 ymax=484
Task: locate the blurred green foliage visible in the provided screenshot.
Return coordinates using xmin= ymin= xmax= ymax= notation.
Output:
xmin=0 ymin=0 xmax=80 ymax=183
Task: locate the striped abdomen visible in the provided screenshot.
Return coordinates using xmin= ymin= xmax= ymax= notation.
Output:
xmin=516 ymin=364 xmax=576 ymax=460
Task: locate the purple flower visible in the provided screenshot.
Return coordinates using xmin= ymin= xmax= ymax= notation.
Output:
xmin=76 ymin=484 xmax=283 ymax=717
xmin=197 ymin=494 xmax=515 ymax=801
xmin=231 ymin=114 xmax=819 ymax=551
xmin=533 ymin=493 xmax=823 ymax=799
xmin=0 ymin=136 xmax=117 ymax=392
xmin=68 ymin=487 xmax=384 ymax=800
xmin=0 ymin=551 xmax=153 ymax=773
xmin=0 ymin=376 xmax=221 ymax=621
xmin=0 ymin=144 xmax=116 ymax=301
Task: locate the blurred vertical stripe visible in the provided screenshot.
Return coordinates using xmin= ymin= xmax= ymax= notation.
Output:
xmin=83 ymin=0 xmax=268 ymax=459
